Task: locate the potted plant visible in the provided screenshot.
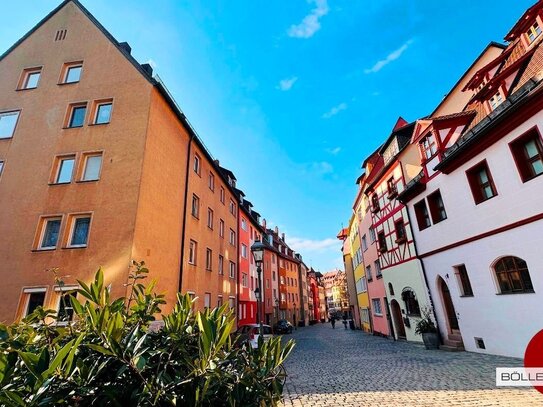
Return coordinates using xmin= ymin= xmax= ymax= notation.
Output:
xmin=415 ymin=308 xmax=440 ymax=350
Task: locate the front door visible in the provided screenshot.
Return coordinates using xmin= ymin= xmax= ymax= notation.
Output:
xmin=383 ymin=298 xmax=394 ymax=338
xmin=439 ymin=277 xmax=459 ymax=332
xmin=391 ymin=299 xmax=406 ymax=339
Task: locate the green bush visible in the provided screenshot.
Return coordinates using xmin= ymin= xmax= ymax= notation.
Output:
xmin=0 ymin=261 xmax=294 ymax=406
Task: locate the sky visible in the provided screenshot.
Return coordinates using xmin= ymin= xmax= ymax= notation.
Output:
xmin=0 ymin=0 xmax=535 ymax=272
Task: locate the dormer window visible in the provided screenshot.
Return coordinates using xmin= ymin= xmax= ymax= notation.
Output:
xmin=371 ymin=194 xmax=380 ymax=213
xmin=489 ymin=91 xmax=503 ymax=110
xmin=420 ymin=132 xmax=437 ymax=160
xmin=526 ymin=21 xmax=542 ymax=44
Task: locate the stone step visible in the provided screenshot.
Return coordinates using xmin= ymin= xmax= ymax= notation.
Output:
xmin=444 ymin=338 xmax=464 ymax=348
xmin=440 ymin=344 xmax=465 ymax=352
xmin=448 ymin=333 xmax=463 ymax=342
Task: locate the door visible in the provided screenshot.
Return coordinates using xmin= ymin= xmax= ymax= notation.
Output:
xmin=384 ymin=298 xmax=395 ymax=339
xmin=439 ymin=277 xmax=459 ymax=332
xmin=390 ymin=299 xmax=406 ymax=339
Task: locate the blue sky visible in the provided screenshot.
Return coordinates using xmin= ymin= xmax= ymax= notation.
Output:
xmin=0 ymin=0 xmax=535 ymax=272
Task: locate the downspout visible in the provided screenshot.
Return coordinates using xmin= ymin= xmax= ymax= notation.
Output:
xmin=178 ymin=132 xmax=195 ymax=293
xmin=404 ymin=204 xmax=443 ymax=344
xmin=236 ymin=207 xmax=240 ymax=326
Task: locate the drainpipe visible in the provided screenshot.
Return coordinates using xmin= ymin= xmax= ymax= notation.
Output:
xmin=178 ymin=132 xmax=195 ymax=293
xmin=404 ymin=206 xmax=443 ymax=344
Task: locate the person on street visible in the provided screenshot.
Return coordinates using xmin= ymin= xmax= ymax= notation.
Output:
xmin=342 ymin=314 xmax=348 ymax=329
xmin=330 ymin=317 xmax=336 ymax=329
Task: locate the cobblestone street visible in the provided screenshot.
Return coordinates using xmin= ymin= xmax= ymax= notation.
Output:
xmin=281 ymin=324 xmax=543 ymax=406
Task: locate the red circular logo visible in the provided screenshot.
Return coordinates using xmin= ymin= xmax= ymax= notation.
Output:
xmin=524 ymin=329 xmax=543 ymax=394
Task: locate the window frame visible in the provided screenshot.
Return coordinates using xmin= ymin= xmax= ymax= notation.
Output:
xmin=205 ymin=248 xmax=212 ymax=271
xmin=208 ymin=172 xmax=214 ymax=191
xmin=55 ymin=285 xmax=79 ymax=324
xmin=370 ymin=193 xmax=380 ymax=213
xmin=493 ymin=256 xmax=534 ymax=294
xmin=79 ymin=152 xmax=103 ymax=182
xmin=193 ymin=154 xmax=201 ymax=176
xmin=414 ymin=199 xmax=431 ymax=230
xmin=387 ymin=177 xmax=397 ymax=198
xmin=509 ymin=127 xmax=543 ymax=183
xmin=92 ymin=100 xmax=113 ymax=125
xmin=0 ymin=110 xmax=21 ymax=139
xmin=218 ymin=254 xmax=224 ymax=275
xmin=188 ymin=240 xmax=197 ymax=265
xmin=66 ymin=213 xmax=92 ymax=248
xmin=207 ymin=208 xmax=214 ymax=229
xmin=394 ymin=219 xmax=407 ymax=243
xmin=60 ymin=62 xmax=83 ymax=85
xmin=0 ymin=160 xmax=4 ymax=177
xmin=466 ymin=160 xmax=498 ymax=204
xmin=229 ymin=229 xmax=236 ymax=246
xmin=427 ymin=190 xmax=447 ymax=224
xmin=22 ymin=287 xmax=47 ymax=317
xmin=229 ymin=261 xmax=236 ymax=279
xmin=455 ymin=264 xmax=474 ymax=297
xmin=377 ymin=231 xmax=387 ymax=252
xmin=191 ymin=194 xmax=200 ymax=219
xmin=18 ymin=67 xmax=42 ymax=90
xmin=52 ymin=155 xmax=76 ymax=185
xmin=36 ymin=216 xmax=63 ymax=250
xmin=401 ymin=289 xmax=421 ymax=317
xmin=66 ymin=103 xmax=87 ymax=129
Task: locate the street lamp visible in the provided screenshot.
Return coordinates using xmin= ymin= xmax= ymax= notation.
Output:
xmin=251 ymin=241 xmax=265 ymax=342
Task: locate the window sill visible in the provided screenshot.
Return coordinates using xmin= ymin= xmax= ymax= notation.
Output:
xmin=459 ymin=294 xmax=474 ymax=298
xmin=376 ymin=274 xmax=383 ymax=279
xmin=521 ymin=172 xmax=543 ymax=183
xmin=32 ymin=247 xmax=56 ymax=252
xmin=496 ymin=290 xmax=535 ymax=295
xmin=75 ymin=179 xmax=99 ymax=184
xmin=62 ymin=125 xmax=84 ymax=130
xmin=374 ymin=314 xmax=383 ymax=317
xmin=433 ymin=217 xmax=447 ymax=224
xmin=57 ymin=81 xmax=80 ymax=86
xmin=192 ymin=215 xmax=199 ymax=220
xmin=49 ymin=182 xmax=71 ymax=186
xmin=16 ymin=87 xmax=38 ymax=92
xmin=188 ymin=262 xmax=196 ymax=266
xmin=88 ymin=122 xmax=110 ymax=127
xmin=0 ymin=137 xmax=14 ymax=141
xmin=395 ymin=238 xmax=407 ymax=244
xmin=63 ymin=245 xmax=87 ymax=250
xmin=387 ymin=192 xmax=398 ymax=199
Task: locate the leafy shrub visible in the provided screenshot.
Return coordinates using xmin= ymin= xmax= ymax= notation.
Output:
xmin=414 ymin=307 xmax=437 ymax=335
xmin=0 ymin=261 xmax=294 ymax=406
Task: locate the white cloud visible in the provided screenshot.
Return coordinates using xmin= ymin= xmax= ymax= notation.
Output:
xmin=364 ymin=39 xmax=414 ymax=74
xmin=325 ymin=147 xmax=341 ymax=155
xmin=288 ymin=237 xmax=339 ymax=252
xmin=277 ymin=76 xmax=298 ymax=91
xmin=287 ymin=0 xmax=329 ymax=39
xmin=322 ymin=102 xmax=347 ymax=119
xmin=309 ymin=161 xmax=333 ymax=174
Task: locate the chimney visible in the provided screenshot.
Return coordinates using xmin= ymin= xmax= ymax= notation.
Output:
xmin=141 ymin=63 xmax=153 ymax=77
xmin=119 ymin=42 xmax=132 ymax=55
xmin=281 ymin=233 xmax=285 ymax=241
xmin=214 ymin=159 xmax=220 ymax=166
xmin=274 ymin=226 xmax=279 ymax=235
xmin=262 ymin=218 xmax=267 ymax=229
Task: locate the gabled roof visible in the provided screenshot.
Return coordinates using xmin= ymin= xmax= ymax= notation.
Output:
xmin=505 ymin=0 xmax=543 ymax=41
xmin=463 ymin=45 xmax=515 ymax=91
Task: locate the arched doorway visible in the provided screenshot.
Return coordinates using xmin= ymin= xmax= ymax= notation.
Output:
xmin=438 ymin=277 xmax=459 ymax=334
xmin=390 ymin=299 xmax=406 ymax=340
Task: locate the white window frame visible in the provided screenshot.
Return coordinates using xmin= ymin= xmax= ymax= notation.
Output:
xmin=189 ymin=240 xmax=197 ymax=265
xmin=241 ymin=244 xmax=247 ymax=258
xmin=54 ymin=285 xmax=79 ymax=325
xmin=22 ymin=287 xmax=47 ymax=316
xmin=62 ymin=63 xmax=83 ymax=84
xmin=93 ymin=101 xmax=113 ymax=125
xmin=38 ymin=216 xmax=63 ymax=250
xmin=67 ymin=214 xmax=92 ymax=248
xmin=0 ymin=110 xmax=21 ymax=139
xmin=229 ymin=261 xmax=235 ymax=279
xmin=54 ymin=155 xmax=76 ymax=184
xmin=193 ymin=154 xmax=200 ymax=175
xmin=81 ymin=152 xmax=103 ymax=182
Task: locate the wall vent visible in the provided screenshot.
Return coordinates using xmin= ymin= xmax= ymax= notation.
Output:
xmin=475 ymin=337 xmax=486 ymax=349
xmin=55 ymin=29 xmax=67 ymax=41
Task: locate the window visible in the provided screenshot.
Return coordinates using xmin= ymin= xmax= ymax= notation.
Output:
xmin=241 ymin=218 xmax=247 ymax=231
xmin=207 ymin=208 xmax=213 ymax=229
xmin=369 ymin=227 xmax=376 ymax=243
xmin=94 ymin=102 xmax=112 ymax=124
xmin=204 ymin=293 xmax=211 ymax=309
xmin=206 ymin=248 xmax=212 ymax=271
xmin=208 ymin=172 xmax=214 ymax=191
xmin=69 ymin=215 xmax=91 ymax=247
xmin=395 ymin=219 xmax=407 ymax=243
xmin=81 ymin=153 xmax=102 ymax=181
xmin=510 ymin=128 xmax=543 ymax=182
xmin=39 ymin=217 xmax=62 ymax=249
xmin=427 ymin=190 xmax=447 ymax=224
xmin=466 ymin=161 xmax=497 ymax=204
xmin=241 ymin=244 xmax=247 ymax=258
xmin=372 ymin=298 xmax=382 ymax=315
xmin=67 ymin=104 xmax=86 ymax=128
xmin=494 ymin=256 xmax=534 ymax=294
xmin=23 ymin=289 xmax=46 ymax=316
xmin=220 ymin=187 xmax=225 ymax=204
xmin=229 ymin=261 xmax=236 ymax=279
xmin=19 ymin=68 xmax=41 ymax=90
xmin=420 ymin=132 xmax=438 ymax=160
xmin=217 ymin=295 xmax=223 ymax=307
xmin=219 ymin=219 xmax=224 ymax=238
xmin=272 ymin=254 xmax=276 ymax=264
xmin=0 ymin=160 xmax=4 ymax=176
xmin=58 ymin=290 xmax=77 ymax=323
xmin=191 ymin=194 xmax=199 ymax=218
xmin=414 ymin=199 xmax=431 ymax=230
xmin=273 ymin=271 xmax=276 ymax=281
xmin=489 ymin=91 xmax=503 ymax=110
xmin=388 ymin=282 xmax=395 ymax=296
xmin=455 ymin=265 xmax=473 ymax=297
xmin=242 ymin=273 xmax=248 ymax=287
xmin=189 ymin=240 xmax=197 ymax=265
xmin=402 ymin=289 xmax=421 ymax=316
xmin=361 ymin=234 xmax=368 ymax=251
xmin=229 ymin=296 xmax=235 ymax=310
xmin=266 ymin=279 xmax=270 ymax=289
xmin=366 ymin=265 xmax=372 ymax=281
xmin=377 ymin=232 xmax=387 ymax=252
xmin=62 ymin=63 xmax=82 ymax=84
xmin=374 ymin=260 xmax=382 ymax=277
xmin=218 ymin=255 xmax=224 ymax=275
xmin=229 ymin=200 xmax=236 ymax=216
xmin=356 ymin=277 xmax=367 ymax=293
xmin=54 ymin=156 xmax=75 ymax=184
xmin=371 ymin=194 xmax=380 ymax=212
xmin=229 ymin=229 xmax=236 ymax=246
xmin=526 ymin=21 xmax=542 ymax=43
xmin=0 ymin=111 xmax=20 ymax=139
xmin=193 ymin=154 xmax=201 ymax=175
xmin=387 ymin=177 xmax=397 ymax=197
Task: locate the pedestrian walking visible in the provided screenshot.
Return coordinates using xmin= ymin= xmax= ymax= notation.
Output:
xmin=342 ymin=314 xmax=348 ymax=329
xmin=330 ymin=317 xmax=336 ymax=329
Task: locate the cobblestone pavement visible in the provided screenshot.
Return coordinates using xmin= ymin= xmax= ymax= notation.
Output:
xmin=281 ymin=323 xmax=543 ymax=407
